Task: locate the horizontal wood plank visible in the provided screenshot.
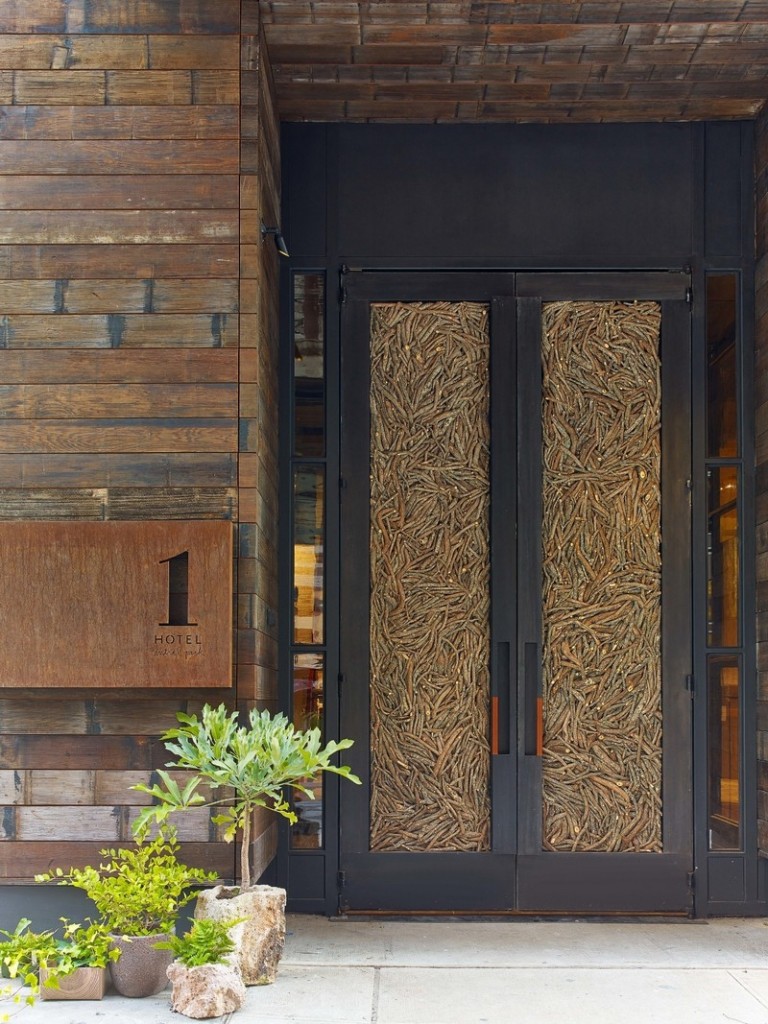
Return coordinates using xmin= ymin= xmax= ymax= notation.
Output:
xmin=14 ymin=805 xmax=219 ymax=841
xmin=0 ymin=735 xmax=166 ymax=770
xmin=0 ymin=278 xmax=239 ymax=313
xmin=0 ymin=484 xmax=235 ymax=522
xmin=81 ymin=0 xmax=242 ymax=35
xmin=27 ymin=770 xmax=95 ymax=805
xmin=0 ymin=176 xmax=239 ymax=210
xmin=104 ymin=69 xmax=239 ymax=104
xmin=0 ymin=34 xmax=239 ymax=71
xmin=148 ymin=35 xmax=240 ymax=69
xmin=0 ymin=106 xmax=240 ymax=140
xmin=0 ymin=141 xmax=240 ymax=175
xmin=0 ymin=35 xmax=149 ymax=70
xmin=0 ymin=210 xmax=238 ymax=245
xmin=0 ymin=770 xmax=24 ymax=804
xmin=0 ymin=452 xmax=238 ymax=487
xmin=0 ymin=383 xmax=237 ymax=419
xmin=0 ymin=842 xmax=235 ymax=881
xmin=13 ymin=71 xmax=107 ymax=104
xmin=105 ymin=486 xmax=236 ymax=519
xmin=0 ymin=420 xmax=238 ymax=453
xmin=0 ymin=313 xmax=238 ymax=348
xmin=0 ymin=488 xmax=107 ymax=519
xmin=0 ymin=245 xmax=239 ymax=280
xmin=0 ymin=348 xmax=238 ymax=384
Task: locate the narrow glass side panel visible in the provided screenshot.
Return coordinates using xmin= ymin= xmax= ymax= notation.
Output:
xmin=293 ymin=466 xmax=325 ymax=645
xmin=293 ymin=273 xmax=325 ymax=458
xmin=706 ymin=274 xmax=738 ymax=458
xmin=707 ymin=655 xmax=742 ymax=851
xmin=290 ymin=652 xmax=325 ymax=849
xmin=707 ymin=467 xmax=740 ymax=648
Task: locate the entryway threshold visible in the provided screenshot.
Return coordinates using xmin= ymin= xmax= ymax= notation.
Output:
xmin=12 ymin=914 xmax=768 ymax=1024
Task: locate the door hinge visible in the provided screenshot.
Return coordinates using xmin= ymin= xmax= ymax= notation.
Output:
xmin=685 ymin=286 xmax=692 ymax=306
xmin=337 ymin=870 xmax=347 ymax=891
xmin=686 ymin=869 xmax=696 ymax=892
xmin=337 ymin=672 xmax=344 ymax=696
xmin=685 ymin=674 xmax=695 ymax=698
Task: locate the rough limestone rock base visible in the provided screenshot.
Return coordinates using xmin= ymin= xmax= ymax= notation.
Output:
xmin=194 ymin=884 xmax=286 ymax=985
xmin=167 ymin=962 xmax=246 ymax=1020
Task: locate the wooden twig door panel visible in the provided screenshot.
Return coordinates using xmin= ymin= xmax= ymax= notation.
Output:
xmin=339 ymin=272 xmax=692 ymax=913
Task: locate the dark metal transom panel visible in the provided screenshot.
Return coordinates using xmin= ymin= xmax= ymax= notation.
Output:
xmin=260 ymin=1 xmax=768 ymax=122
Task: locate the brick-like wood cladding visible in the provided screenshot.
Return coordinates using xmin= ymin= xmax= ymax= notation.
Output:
xmin=0 ymin=0 xmax=281 ymax=884
xmin=757 ymin=104 xmax=768 ymax=856
xmin=261 ymin=0 xmax=768 ymax=123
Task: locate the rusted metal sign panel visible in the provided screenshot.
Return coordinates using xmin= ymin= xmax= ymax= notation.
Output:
xmin=0 ymin=521 xmax=233 ymax=688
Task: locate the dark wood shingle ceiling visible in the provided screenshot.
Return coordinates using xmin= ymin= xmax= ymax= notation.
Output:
xmin=259 ymin=1 xmax=768 ymax=121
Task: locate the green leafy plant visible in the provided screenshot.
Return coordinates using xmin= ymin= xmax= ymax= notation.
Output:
xmin=35 ymin=826 xmax=217 ymax=936
xmin=45 ymin=920 xmax=121 ymax=976
xmin=0 ymin=918 xmax=119 ymax=1020
xmin=155 ymin=917 xmax=243 ymax=969
xmin=132 ymin=704 xmax=361 ymax=890
xmin=0 ymin=918 xmax=53 ymax=1015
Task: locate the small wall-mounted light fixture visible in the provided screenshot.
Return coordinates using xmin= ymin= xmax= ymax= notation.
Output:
xmin=260 ymin=222 xmax=290 ymax=258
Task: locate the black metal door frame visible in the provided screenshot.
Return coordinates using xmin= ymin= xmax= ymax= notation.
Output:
xmin=337 ymin=269 xmax=694 ymax=914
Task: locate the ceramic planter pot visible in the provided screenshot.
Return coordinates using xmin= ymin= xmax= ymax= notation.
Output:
xmin=39 ymin=966 xmax=107 ymax=1001
xmin=109 ymin=933 xmax=173 ymax=997
xmin=194 ymin=884 xmax=286 ymax=985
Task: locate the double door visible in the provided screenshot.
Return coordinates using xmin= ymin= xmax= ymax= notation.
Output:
xmin=339 ymin=271 xmax=692 ymax=913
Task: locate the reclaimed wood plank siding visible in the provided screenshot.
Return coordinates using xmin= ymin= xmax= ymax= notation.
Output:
xmin=757 ymin=106 xmax=768 ymax=857
xmin=0 ymin=0 xmax=281 ymax=884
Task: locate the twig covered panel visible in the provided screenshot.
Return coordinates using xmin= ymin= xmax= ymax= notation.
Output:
xmin=541 ymin=301 xmax=663 ymax=853
xmin=369 ymin=301 xmax=491 ymax=852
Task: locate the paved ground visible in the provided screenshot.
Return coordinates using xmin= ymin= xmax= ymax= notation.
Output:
xmin=7 ymin=915 xmax=768 ymax=1024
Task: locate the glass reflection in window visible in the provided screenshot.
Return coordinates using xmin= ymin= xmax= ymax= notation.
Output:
xmin=708 ymin=655 xmax=741 ymax=851
xmin=707 ymin=274 xmax=738 ymax=458
xmin=293 ymin=274 xmax=325 ymax=458
xmin=707 ymin=467 xmax=739 ymax=648
xmin=290 ymin=652 xmax=324 ymax=849
xmin=293 ymin=467 xmax=324 ymax=645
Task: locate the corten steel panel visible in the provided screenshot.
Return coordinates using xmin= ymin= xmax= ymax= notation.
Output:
xmin=0 ymin=520 xmax=233 ymax=688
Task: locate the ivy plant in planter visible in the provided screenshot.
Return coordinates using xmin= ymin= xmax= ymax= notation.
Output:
xmin=36 ymin=826 xmax=217 ymax=998
xmin=132 ymin=704 xmax=361 ymax=984
xmin=0 ymin=917 xmax=119 ymax=1012
xmin=159 ymin=918 xmax=246 ymax=1020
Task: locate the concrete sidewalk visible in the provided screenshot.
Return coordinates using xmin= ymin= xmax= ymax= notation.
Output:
xmin=8 ymin=915 xmax=768 ymax=1024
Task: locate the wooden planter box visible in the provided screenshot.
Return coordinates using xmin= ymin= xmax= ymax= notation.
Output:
xmin=39 ymin=966 xmax=107 ymax=1001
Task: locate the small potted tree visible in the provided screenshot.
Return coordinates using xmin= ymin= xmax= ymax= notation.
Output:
xmin=132 ymin=704 xmax=360 ymax=984
xmin=160 ymin=917 xmax=245 ymax=1019
xmin=36 ymin=826 xmax=217 ymax=997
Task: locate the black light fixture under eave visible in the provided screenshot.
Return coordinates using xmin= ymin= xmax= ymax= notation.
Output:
xmin=260 ymin=222 xmax=290 ymax=257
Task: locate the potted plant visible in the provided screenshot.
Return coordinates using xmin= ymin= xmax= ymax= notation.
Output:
xmin=38 ymin=920 xmax=120 ymax=1000
xmin=35 ymin=825 xmax=217 ymax=998
xmin=0 ymin=917 xmax=52 ymax=1014
xmin=0 ymin=917 xmax=119 ymax=1005
xmin=160 ymin=917 xmax=246 ymax=1019
xmin=132 ymin=703 xmax=361 ymax=984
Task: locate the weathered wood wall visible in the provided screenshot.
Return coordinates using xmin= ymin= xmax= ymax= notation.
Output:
xmin=756 ymin=103 xmax=768 ymax=858
xmin=0 ymin=0 xmax=281 ymax=885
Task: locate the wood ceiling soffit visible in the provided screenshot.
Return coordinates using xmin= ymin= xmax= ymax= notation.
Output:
xmin=259 ymin=2 xmax=768 ymax=121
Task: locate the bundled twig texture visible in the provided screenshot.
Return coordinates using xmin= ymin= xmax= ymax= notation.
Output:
xmin=368 ymin=301 xmax=491 ymax=852
xmin=541 ymin=301 xmax=663 ymax=853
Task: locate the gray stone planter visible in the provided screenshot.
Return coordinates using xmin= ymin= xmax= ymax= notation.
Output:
xmin=167 ymin=961 xmax=246 ymax=1019
xmin=194 ymin=884 xmax=286 ymax=985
